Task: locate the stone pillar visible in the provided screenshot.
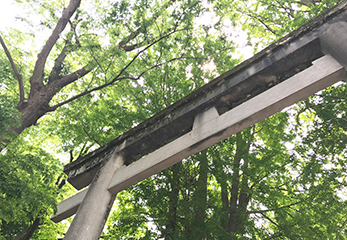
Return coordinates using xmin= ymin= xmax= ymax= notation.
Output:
xmin=320 ymin=20 xmax=347 ymax=69
xmin=64 ymin=152 xmax=124 ymax=240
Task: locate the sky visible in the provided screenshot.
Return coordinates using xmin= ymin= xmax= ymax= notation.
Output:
xmin=0 ymin=0 xmax=254 ymax=60
xmin=0 ymin=1 xmax=25 ymax=31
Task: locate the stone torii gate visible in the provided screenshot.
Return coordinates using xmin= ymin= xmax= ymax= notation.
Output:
xmin=52 ymin=2 xmax=347 ymax=239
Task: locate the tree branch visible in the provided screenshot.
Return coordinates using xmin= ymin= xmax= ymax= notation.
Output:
xmin=0 ymin=34 xmax=25 ymax=101
xmin=137 ymin=56 xmax=206 ymax=81
xmin=51 ymin=0 xmax=198 ymax=110
xmin=50 ymin=0 xmax=196 ymax=110
xmin=248 ymin=201 xmax=301 ymax=214
xmin=83 ymin=128 xmax=101 ymax=146
xmin=48 ymin=45 xmax=69 ymax=82
xmin=50 ymin=28 xmax=180 ymax=110
xmin=337 ymin=217 xmax=347 ymax=232
xmin=48 ymin=13 xmax=82 ymax=82
xmin=118 ymin=0 xmax=177 ymax=52
xmin=260 ymin=212 xmax=279 ymax=226
xmin=29 ymin=0 xmax=81 ymax=91
xmin=236 ymin=10 xmax=277 ymax=35
xmin=250 ymin=161 xmax=292 ymax=190
xmin=49 ymin=66 xmax=91 ymax=91
xmin=264 ymin=233 xmax=283 ymax=240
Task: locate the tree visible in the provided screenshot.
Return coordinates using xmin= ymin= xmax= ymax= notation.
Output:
xmin=1 ymin=0 xmax=345 ymax=239
xmin=0 ymin=0 xmax=236 ymax=238
xmin=101 ymin=2 xmax=347 ymax=238
xmin=0 ymin=0 xmax=235 ymax=148
xmin=0 ymin=131 xmax=71 ymax=239
xmin=104 ymin=86 xmax=347 ymax=239
xmin=2 ymin=0 xmax=340 ymax=146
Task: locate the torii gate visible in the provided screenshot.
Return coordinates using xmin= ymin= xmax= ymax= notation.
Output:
xmin=52 ymin=2 xmax=347 ymax=239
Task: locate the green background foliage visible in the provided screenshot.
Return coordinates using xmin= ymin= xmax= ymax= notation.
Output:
xmin=0 ymin=0 xmax=346 ymax=239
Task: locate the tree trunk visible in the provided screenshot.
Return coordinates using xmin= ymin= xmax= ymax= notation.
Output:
xmin=229 ymin=132 xmax=247 ymax=233
xmin=228 ymin=135 xmax=241 ymax=233
xmin=237 ymin=155 xmax=250 ymax=234
xmin=192 ymin=150 xmax=208 ymax=240
xmin=14 ymin=87 xmax=55 ymax=134
xmin=11 ymin=217 xmax=42 ymax=240
xmin=0 ymin=0 xmax=83 ymax=148
xmin=211 ymin=148 xmax=230 ymax=233
xmin=221 ymin=183 xmax=230 ymax=232
xmin=237 ymin=129 xmax=253 ymax=234
xmin=164 ymin=162 xmax=181 ymax=240
xmin=21 ymin=217 xmax=41 ymax=240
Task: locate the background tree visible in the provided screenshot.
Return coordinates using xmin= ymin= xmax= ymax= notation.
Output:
xmin=1 ymin=0 xmax=346 ymax=239
xmin=0 ymin=0 xmax=237 ymax=147
xmin=103 ymin=76 xmax=347 ymax=239
xmin=0 ymin=0 xmax=237 ymax=238
xmin=102 ymin=2 xmax=347 ymax=238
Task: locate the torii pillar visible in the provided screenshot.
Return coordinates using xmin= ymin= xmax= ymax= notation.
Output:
xmin=64 ymin=153 xmax=124 ymax=239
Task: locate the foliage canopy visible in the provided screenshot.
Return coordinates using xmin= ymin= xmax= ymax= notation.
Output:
xmin=0 ymin=0 xmax=346 ymax=239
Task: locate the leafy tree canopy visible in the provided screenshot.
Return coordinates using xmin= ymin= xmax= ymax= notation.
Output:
xmin=0 ymin=0 xmax=346 ymax=239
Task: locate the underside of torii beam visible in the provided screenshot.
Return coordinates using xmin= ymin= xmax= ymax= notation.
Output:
xmin=53 ymin=2 xmax=347 ymax=239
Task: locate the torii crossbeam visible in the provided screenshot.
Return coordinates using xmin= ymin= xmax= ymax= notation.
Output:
xmin=52 ymin=2 xmax=347 ymax=239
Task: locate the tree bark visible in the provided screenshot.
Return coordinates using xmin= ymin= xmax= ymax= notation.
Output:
xmin=229 ymin=133 xmax=242 ymax=233
xmin=0 ymin=35 xmax=24 ymax=102
xmin=221 ymin=183 xmax=230 ymax=232
xmin=229 ymin=131 xmax=253 ymax=233
xmin=0 ymin=0 xmax=82 ymax=141
xmin=165 ymin=162 xmax=181 ymax=240
xmin=11 ymin=216 xmax=42 ymax=240
xmin=192 ymin=150 xmax=208 ymax=240
xmin=237 ymin=128 xmax=254 ymax=233
xmin=29 ymin=0 xmax=81 ymax=97
xmin=0 ymin=0 xmax=192 ymax=149
xmin=0 ymin=0 xmax=88 ymax=139
xmin=211 ymin=148 xmax=230 ymax=232
xmin=21 ymin=217 xmax=41 ymax=240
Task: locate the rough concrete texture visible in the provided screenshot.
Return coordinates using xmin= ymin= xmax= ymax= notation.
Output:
xmin=66 ymin=34 xmax=322 ymax=190
xmin=63 ymin=153 xmax=124 ymax=240
xmin=320 ymin=21 xmax=347 ymax=68
xmin=51 ymin=189 xmax=87 ymax=223
xmin=107 ymin=55 xmax=346 ymax=195
xmin=63 ymin=2 xmax=347 ymax=190
xmin=53 ymin=55 xmax=346 ymax=223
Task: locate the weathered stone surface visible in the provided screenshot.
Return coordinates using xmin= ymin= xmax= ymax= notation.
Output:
xmin=53 ymin=54 xmax=346 ymax=222
xmin=63 ymin=153 xmax=124 ymax=240
xmin=63 ymin=2 xmax=347 ymax=191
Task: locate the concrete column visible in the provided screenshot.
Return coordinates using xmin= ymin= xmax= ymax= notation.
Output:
xmin=64 ymin=152 xmax=124 ymax=240
xmin=320 ymin=21 xmax=347 ymax=69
